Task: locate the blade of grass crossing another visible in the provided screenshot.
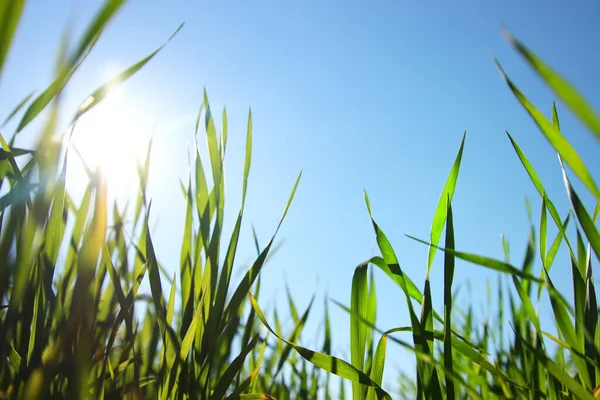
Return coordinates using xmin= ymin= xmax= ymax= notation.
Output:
xmin=249 ymin=293 xmax=391 ymax=399
xmin=443 ymin=196 xmax=456 ymax=400
xmin=496 ymin=61 xmax=600 ymax=200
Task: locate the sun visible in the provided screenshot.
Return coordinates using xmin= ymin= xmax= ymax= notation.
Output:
xmin=69 ymin=80 xmax=152 ymax=200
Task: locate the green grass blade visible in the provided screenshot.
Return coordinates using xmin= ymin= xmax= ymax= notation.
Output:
xmin=407 ymin=235 xmax=544 ymax=283
xmin=71 ymin=22 xmax=183 ymax=123
xmin=365 ymin=335 xmax=387 ymax=400
xmin=0 ymin=0 xmax=25 ymax=81
xmin=504 ymin=30 xmax=600 ymax=142
xmin=496 ymin=61 xmax=600 ymax=199
xmin=17 ymin=0 xmax=127 ymax=132
xmin=427 ymin=133 xmax=465 ymax=274
xmin=561 ymin=165 xmax=600 ymax=262
xmin=350 ymin=263 xmax=369 ymax=400
xmin=443 ymin=196 xmax=456 ymax=400
xmin=249 ymin=293 xmax=391 ymax=399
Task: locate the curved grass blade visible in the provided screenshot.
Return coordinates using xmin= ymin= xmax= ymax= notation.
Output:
xmin=17 ymin=0 xmax=128 ymax=132
xmin=406 ymin=235 xmax=543 ymax=283
xmin=249 ymin=293 xmax=391 ymax=399
xmin=496 ymin=62 xmax=600 ymax=200
xmin=71 ymin=22 xmax=184 ymax=124
xmin=503 ymin=29 xmax=600 ymax=142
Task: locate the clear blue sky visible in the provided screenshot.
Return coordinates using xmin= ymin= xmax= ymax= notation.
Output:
xmin=2 ymin=0 xmax=599 ymax=394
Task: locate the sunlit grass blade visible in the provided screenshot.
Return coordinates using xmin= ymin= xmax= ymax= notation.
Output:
xmin=504 ymin=29 xmax=600 ymax=142
xmin=17 ymin=0 xmax=128 ymax=133
xmin=72 ymin=23 xmax=183 ymax=125
xmin=496 ymin=61 xmax=600 ymax=200
xmin=427 ymin=132 xmax=465 ymax=274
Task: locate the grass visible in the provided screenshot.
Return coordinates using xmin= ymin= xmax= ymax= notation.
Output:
xmin=1 ymin=1 xmax=599 ymax=398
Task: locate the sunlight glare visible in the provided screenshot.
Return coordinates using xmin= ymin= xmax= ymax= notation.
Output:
xmin=70 ymin=78 xmax=151 ymax=200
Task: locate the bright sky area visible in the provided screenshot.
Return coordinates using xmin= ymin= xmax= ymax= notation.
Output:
xmin=2 ymin=0 xmax=599 ymax=394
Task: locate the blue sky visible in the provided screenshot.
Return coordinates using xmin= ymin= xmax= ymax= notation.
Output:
xmin=2 ymin=0 xmax=600 ymax=394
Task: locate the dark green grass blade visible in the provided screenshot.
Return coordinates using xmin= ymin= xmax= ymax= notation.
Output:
xmin=496 ymin=61 xmax=600 ymax=199
xmin=443 ymin=196 xmax=456 ymax=400
xmin=504 ymin=29 xmax=600 ymax=142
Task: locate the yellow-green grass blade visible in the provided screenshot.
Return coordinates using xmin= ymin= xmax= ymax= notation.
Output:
xmin=249 ymin=293 xmax=391 ymax=399
xmin=17 ymin=0 xmax=127 ymax=133
xmin=443 ymin=196 xmax=456 ymax=400
xmin=0 ymin=0 xmax=25 ymax=82
xmin=350 ymin=263 xmax=369 ymax=400
xmin=496 ymin=62 xmax=600 ymax=200
xmin=44 ymin=162 xmax=67 ymax=263
xmin=541 ymin=331 xmax=600 ymax=370
xmin=69 ymin=177 xmax=107 ymax=398
xmin=504 ymin=30 xmax=600 ymax=143
xmin=242 ymin=109 xmax=252 ymax=204
xmin=166 ymin=273 xmax=176 ymax=326
xmin=180 ymin=173 xmax=193 ymax=333
xmin=421 ymin=133 xmax=465 ymax=398
xmin=427 ymin=132 xmax=465 ymax=275
xmin=71 ymin=23 xmax=183 ymax=124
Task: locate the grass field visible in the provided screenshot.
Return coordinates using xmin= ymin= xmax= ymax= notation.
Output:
xmin=1 ymin=1 xmax=599 ymax=398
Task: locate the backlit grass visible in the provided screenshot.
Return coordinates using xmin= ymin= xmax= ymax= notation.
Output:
xmin=0 ymin=1 xmax=598 ymax=399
